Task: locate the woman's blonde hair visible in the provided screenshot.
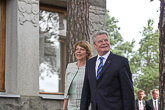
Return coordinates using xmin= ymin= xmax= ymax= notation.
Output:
xmin=74 ymin=40 xmax=92 ymax=60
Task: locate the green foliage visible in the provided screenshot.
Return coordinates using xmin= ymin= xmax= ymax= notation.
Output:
xmin=133 ymin=19 xmax=159 ymax=100
xmin=106 ymin=10 xmax=123 ymax=46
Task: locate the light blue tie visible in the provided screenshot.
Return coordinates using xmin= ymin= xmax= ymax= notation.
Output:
xmin=97 ymin=57 xmax=104 ymax=80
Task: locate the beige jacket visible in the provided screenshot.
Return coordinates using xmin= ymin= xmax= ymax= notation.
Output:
xmin=64 ymin=62 xmax=86 ymax=99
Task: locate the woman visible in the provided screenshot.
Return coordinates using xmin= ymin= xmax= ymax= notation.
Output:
xmin=63 ymin=41 xmax=92 ymax=110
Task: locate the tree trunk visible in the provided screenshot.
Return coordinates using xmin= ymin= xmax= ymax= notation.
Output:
xmin=66 ymin=0 xmax=90 ymax=64
xmin=159 ymin=0 xmax=165 ymax=110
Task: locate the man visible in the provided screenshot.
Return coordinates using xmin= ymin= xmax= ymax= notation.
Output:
xmin=135 ymin=90 xmax=146 ymax=110
xmin=146 ymin=89 xmax=160 ymax=110
xmin=80 ymin=31 xmax=135 ymax=110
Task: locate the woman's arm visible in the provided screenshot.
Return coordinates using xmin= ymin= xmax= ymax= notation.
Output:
xmin=63 ymin=99 xmax=68 ymax=110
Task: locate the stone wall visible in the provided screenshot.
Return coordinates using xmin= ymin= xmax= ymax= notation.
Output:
xmin=89 ymin=5 xmax=106 ymax=56
xmin=0 ymin=97 xmax=63 ymax=110
xmin=5 ymin=0 xmax=39 ymax=96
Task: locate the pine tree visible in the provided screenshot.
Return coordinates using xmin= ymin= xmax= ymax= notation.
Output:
xmin=135 ymin=19 xmax=159 ymax=100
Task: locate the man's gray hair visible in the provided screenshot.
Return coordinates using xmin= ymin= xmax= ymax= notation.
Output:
xmin=93 ymin=30 xmax=109 ymax=44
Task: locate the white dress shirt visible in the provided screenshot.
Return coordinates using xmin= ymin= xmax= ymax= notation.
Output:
xmin=153 ymin=98 xmax=158 ymax=110
xmin=95 ymin=51 xmax=110 ymax=76
xmin=138 ymin=100 xmax=144 ymax=110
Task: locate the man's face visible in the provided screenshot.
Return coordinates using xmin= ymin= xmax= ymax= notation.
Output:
xmin=152 ymin=91 xmax=159 ymax=100
xmin=137 ymin=92 xmax=144 ymax=101
xmin=93 ymin=34 xmax=110 ymax=56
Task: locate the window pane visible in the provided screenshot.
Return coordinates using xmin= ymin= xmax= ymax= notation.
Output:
xmin=39 ymin=10 xmax=66 ymax=93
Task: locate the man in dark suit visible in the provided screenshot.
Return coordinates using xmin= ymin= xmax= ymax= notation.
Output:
xmin=135 ymin=89 xmax=146 ymax=110
xmin=146 ymin=89 xmax=160 ymax=110
xmin=80 ymin=30 xmax=135 ymax=110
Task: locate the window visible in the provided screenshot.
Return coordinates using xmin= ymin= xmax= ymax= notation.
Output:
xmin=0 ymin=0 xmax=6 ymax=91
xmin=39 ymin=5 xmax=67 ymax=94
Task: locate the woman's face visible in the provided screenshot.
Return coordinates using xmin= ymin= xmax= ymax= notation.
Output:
xmin=75 ymin=45 xmax=87 ymax=61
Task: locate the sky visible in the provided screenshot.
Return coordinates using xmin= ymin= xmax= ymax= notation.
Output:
xmin=106 ymin=0 xmax=160 ymax=50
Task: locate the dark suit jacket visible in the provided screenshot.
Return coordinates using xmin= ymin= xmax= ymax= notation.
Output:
xmin=145 ymin=99 xmax=160 ymax=110
xmin=80 ymin=52 xmax=135 ymax=110
xmin=135 ymin=99 xmax=146 ymax=110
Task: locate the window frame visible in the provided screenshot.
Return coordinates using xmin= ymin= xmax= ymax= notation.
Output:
xmin=0 ymin=0 xmax=6 ymax=92
xmin=39 ymin=4 xmax=67 ymax=95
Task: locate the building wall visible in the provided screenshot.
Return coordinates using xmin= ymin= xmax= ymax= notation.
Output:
xmin=0 ymin=0 xmax=106 ymax=109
